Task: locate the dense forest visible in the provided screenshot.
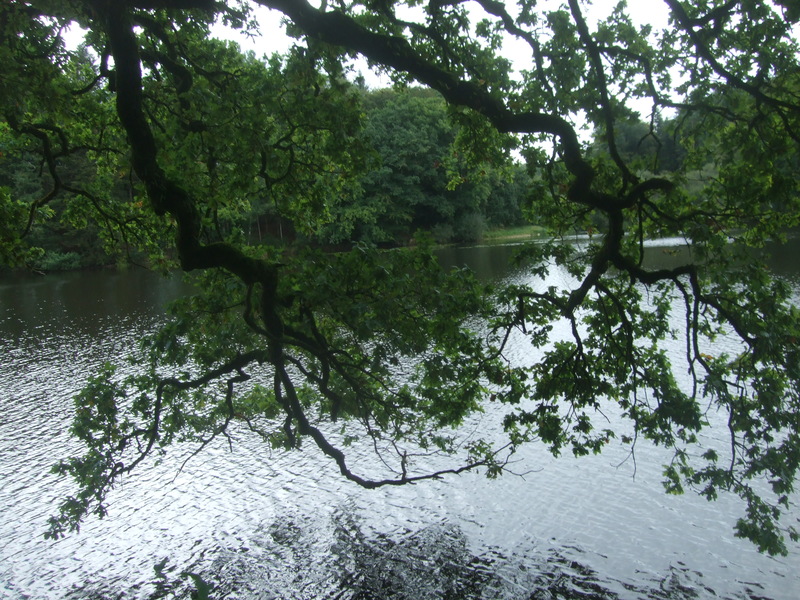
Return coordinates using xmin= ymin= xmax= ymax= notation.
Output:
xmin=2 ymin=75 xmax=691 ymax=271
xmin=1 ymin=79 xmax=520 ymax=270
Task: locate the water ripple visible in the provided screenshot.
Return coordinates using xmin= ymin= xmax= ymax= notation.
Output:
xmin=1 ymin=265 xmax=799 ymax=599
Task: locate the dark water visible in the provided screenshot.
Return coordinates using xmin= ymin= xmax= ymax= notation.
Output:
xmin=1 ymin=243 xmax=799 ymax=600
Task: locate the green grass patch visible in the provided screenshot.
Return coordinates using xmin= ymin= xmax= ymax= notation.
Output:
xmin=482 ymin=225 xmax=549 ymax=242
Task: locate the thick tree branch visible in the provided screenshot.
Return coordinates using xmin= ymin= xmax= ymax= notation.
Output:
xmin=567 ymin=0 xmax=635 ymax=186
xmin=256 ymin=0 xmax=607 ymax=203
xmin=92 ymin=0 xmax=280 ymax=290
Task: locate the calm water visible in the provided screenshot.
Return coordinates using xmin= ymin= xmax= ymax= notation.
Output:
xmin=1 ymin=243 xmax=799 ymax=600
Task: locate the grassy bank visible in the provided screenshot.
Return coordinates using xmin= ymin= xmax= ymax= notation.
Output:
xmin=482 ymin=225 xmax=549 ymax=243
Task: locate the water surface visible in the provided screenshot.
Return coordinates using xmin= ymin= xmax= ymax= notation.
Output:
xmin=1 ymin=244 xmax=799 ymax=599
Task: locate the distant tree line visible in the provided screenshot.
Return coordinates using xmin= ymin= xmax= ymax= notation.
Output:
xmin=1 ymin=83 xmax=530 ymax=270
xmin=313 ymin=86 xmax=531 ymax=246
xmin=2 ymin=79 xmax=704 ymax=271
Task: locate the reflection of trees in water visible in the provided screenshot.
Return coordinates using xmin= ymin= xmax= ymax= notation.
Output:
xmin=64 ymin=508 xmax=767 ymax=600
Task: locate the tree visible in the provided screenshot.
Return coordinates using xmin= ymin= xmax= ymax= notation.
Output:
xmin=590 ymin=113 xmax=686 ymax=175
xmin=318 ymin=86 xmax=522 ymax=244
xmin=2 ymin=0 xmax=799 ymax=555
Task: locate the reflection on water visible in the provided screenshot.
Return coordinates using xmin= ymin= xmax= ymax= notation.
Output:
xmin=438 ymin=243 xmax=522 ymax=279
xmin=0 ymin=268 xmax=190 ymax=341
xmin=1 ymin=244 xmax=799 ymax=600
xmin=70 ymin=512 xmax=730 ymax=600
xmin=440 ymin=235 xmax=800 ymax=282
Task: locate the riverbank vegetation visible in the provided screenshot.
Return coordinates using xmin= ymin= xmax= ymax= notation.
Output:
xmin=1 ymin=82 xmax=537 ymax=270
xmin=0 ymin=77 xmax=691 ymax=271
xmin=2 ymin=0 xmax=799 ymax=557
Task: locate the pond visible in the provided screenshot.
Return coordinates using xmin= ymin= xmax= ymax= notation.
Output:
xmin=1 ymin=240 xmax=799 ymax=599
